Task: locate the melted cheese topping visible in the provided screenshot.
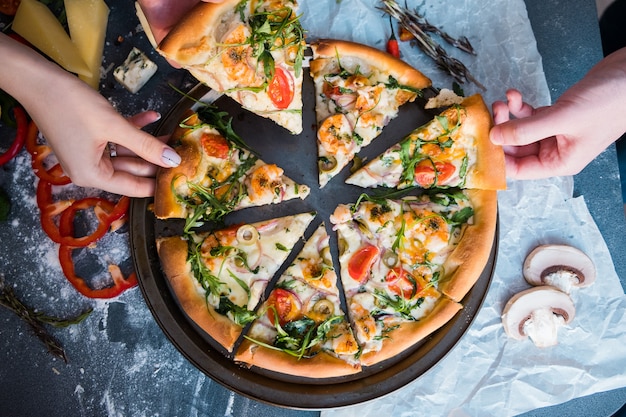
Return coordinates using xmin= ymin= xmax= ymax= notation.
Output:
xmin=347 ymin=104 xmax=478 ymax=189
xmin=245 ymin=223 xmax=359 ymax=360
xmin=331 ymin=194 xmax=473 ymax=354
xmin=196 ymin=212 xmax=314 ymax=321
xmin=312 ymin=54 xmax=418 ymax=186
xmin=174 ymin=117 xmax=310 ymax=220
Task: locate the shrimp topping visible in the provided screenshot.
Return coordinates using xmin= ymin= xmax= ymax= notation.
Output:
xmin=246 ymin=164 xmax=285 ymax=204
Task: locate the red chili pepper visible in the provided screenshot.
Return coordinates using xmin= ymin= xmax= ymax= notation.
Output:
xmin=386 ymin=17 xmax=400 ymax=58
xmin=25 ymin=121 xmax=72 ymax=186
xmin=0 ymin=106 xmax=28 ymax=166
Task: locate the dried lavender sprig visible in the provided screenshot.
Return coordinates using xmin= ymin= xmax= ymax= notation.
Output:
xmin=0 ymin=274 xmax=92 ymax=363
xmin=397 ymin=6 xmax=475 ymax=55
xmin=379 ymin=0 xmax=485 ymax=90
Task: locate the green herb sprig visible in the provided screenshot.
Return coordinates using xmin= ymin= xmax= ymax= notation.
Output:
xmin=0 ymin=274 xmax=92 ymax=362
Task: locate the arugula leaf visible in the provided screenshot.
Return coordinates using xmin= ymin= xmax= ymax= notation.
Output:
xmin=216 ymin=296 xmax=256 ymax=326
xmin=196 ymin=105 xmax=253 ymax=152
xmin=245 ymin=315 xmax=344 ymax=359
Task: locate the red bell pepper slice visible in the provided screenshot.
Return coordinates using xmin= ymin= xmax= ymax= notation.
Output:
xmin=57 ymin=196 xmax=136 ymax=298
xmin=36 ymin=171 xmax=129 ymax=247
xmin=58 ymin=197 xmax=116 ymax=247
xmin=58 ymin=246 xmax=137 ymax=299
xmin=0 ymin=106 xmax=27 ymax=166
xmin=36 ymin=167 xmax=75 ymax=243
xmin=25 ymin=121 xmax=71 ymax=186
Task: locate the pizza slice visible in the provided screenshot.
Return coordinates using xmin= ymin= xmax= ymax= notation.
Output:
xmin=156 ymin=212 xmax=315 ymax=352
xmin=346 ymin=94 xmax=506 ymax=190
xmin=235 ymin=223 xmax=360 ymax=378
xmin=329 ymin=189 xmax=497 ymax=365
xmin=309 ymin=39 xmax=432 ymax=187
xmin=158 ymin=0 xmax=306 ymax=134
xmin=154 ymin=107 xmax=310 ymax=229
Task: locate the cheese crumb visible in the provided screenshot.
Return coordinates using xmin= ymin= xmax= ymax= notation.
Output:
xmin=113 ymin=47 xmax=157 ymax=94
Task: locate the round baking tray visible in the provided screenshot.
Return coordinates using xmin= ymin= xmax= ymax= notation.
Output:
xmin=130 ymin=79 xmax=498 ymax=409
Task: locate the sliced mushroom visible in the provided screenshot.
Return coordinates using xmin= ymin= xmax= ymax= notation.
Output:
xmin=523 ymin=244 xmax=595 ymax=293
xmin=502 ymin=286 xmax=576 ymax=348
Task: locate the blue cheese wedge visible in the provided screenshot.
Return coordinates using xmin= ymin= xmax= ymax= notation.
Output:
xmin=113 ymin=47 xmax=157 ymax=93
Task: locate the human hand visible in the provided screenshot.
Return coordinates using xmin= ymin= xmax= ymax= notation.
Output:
xmin=137 ymin=0 xmax=222 ymax=46
xmin=34 ymin=79 xmax=181 ymax=197
xmin=490 ymin=47 xmax=626 ymax=179
xmin=0 ymin=32 xmax=181 ymax=198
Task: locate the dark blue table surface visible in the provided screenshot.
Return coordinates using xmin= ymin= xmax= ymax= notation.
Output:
xmin=1 ymin=0 xmax=625 ymax=416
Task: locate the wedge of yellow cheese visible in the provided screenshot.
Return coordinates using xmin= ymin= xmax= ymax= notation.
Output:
xmin=12 ymin=0 xmax=91 ymax=77
xmin=65 ymin=0 xmax=110 ymax=89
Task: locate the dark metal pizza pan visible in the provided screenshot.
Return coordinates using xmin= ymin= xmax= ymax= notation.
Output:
xmin=129 ymin=76 xmax=498 ymax=408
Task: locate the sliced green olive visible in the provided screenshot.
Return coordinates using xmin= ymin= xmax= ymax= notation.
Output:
xmin=355 ymin=219 xmax=373 ymax=239
xmin=337 ymin=237 xmax=348 ymax=255
xmin=382 ymin=250 xmax=399 ymax=268
xmin=318 ymin=155 xmax=338 ymax=173
xmin=236 ymin=225 xmax=259 ymax=245
xmin=312 ymin=299 xmax=334 ymax=318
xmin=234 ymin=256 xmax=246 ymax=268
xmin=320 ymin=246 xmax=331 ymax=262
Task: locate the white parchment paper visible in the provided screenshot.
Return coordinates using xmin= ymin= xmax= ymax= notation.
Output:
xmin=299 ymin=0 xmax=552 ymax=109
xmin=298 ymin=0 xmax=626 ymax=415
xmin=322 ymin=178 xmax=626 ymax=417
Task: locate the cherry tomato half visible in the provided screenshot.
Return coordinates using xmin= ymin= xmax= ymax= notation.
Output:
xmin=201 ymin=132 xmax=230 ymax=159
xmin=414 ymin=160 xmax=456 ymax=187
xmin=385 ymin=267 xmax=418 ymax=299
xmin=267 ymin=67 xmax=294 ymax=110
xmin=267 ymin=287 xmax=302 ymax=326
xmin=348 ymin=244 xmax=379 ymax=284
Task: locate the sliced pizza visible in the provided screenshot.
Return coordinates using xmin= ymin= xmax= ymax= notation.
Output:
xmin=329 ymin=189 xmax=497 ymax=365
xmin=309 ymin=39 xmax=432 ymax=188
xmin=346 ymin=94 xmax=506 ymax=190
xmin=154 ymin=107 xmax=310 ymax=229
xmin=235 ymin=223 xmax=360 ymax=378
xmin=156 ymin=212 xmax=315 ymax=352
xmin=158 ymin=0 xmax=306 ymax=134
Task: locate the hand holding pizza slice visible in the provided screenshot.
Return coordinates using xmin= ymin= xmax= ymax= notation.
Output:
xmin=157 ymin=0 xmax=306 ymax=134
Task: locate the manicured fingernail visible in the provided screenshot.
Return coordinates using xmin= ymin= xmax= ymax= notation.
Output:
xmin=154 ymin=112 xmax=162 ymax=121
xmin=161 ymin=147 xmax=181 ymax=167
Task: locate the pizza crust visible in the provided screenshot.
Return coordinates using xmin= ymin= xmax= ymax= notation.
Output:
xmin=156 ymin=236 xmax=243 ymax=351
xmin=154 ymin=111 xmax=202 ymax=219
xmin=157 ymin=0 xmax=238 ymax=67
xmin=235 ymin=339 xmax=361 ymax=378
xmin=458 ymin=95 xmax=507 ymax=190
xmin=438 ymin=189 xmax=498 ymax=302
xmin=310 ymin=39 xmax=432 ymax=89
xmin=158 ymin=0 xmax=305 ymax=134
xmin=359 ymin=297 xmax=463 ymax=367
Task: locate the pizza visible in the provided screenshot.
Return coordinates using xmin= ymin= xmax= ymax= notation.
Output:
xmin=309 ymin=39 xmax=432 ymax=187
xmin=329 ymin=189 xmax=498 ymax=365
xmin=152 ymin=10 xmax=505 ymax=377
xmin=235 ymin=223 xmax=361 ymax=377
xmin=157 ymin=0 xmax=306 ymax=134
xmin=154 ymin=106 xmax=310 ymax=229
xmin=156 ymin=212 xmax=315 ymax=352
xmin=346 ymin=94 xmax=506 ymax=190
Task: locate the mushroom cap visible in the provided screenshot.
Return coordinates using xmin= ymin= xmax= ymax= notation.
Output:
xmin=523 ymin=244 xmax=596 ymax=290
xmin=502 ymin=286 xmax=576 ymax=341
